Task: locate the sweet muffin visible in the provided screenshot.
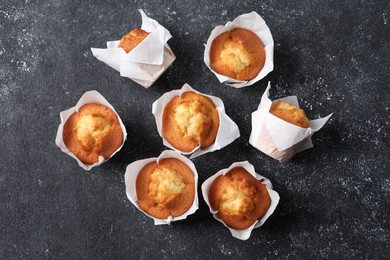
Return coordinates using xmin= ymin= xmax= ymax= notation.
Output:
xmin=208 ymin=167 xmax=271 ymax=230
xmin=118 ymin=28 xmax=150 ymax=53
xmin=62 ymin=103 xmax=123 ymax=164
xmin=270 ymin=101 xmax=310 ymax=128
xmin=210 ymin=28 xmax=265 ymax=81
xmin=136 ymin=158 xmax=195 ymax=219
xmin=162 ymin=91 xmax=219 ymax=152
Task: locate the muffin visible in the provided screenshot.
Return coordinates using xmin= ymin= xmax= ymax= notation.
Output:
xmin=136 ymin=158 xmax=195 ymax=219
xmin=162 ymin=91 xmax=220 ymax=152
xmin=62 ymin=103 xmax=123 ymax=165
xmin=210 ymin=28 xmax=265 ymax=81
xmin=118 ymin=28 xmax=150 ymax=53
xmin=270 ymin=101 xmax=310 ymax=128
xmin=208 ymin=167 xmax=271 ymax=230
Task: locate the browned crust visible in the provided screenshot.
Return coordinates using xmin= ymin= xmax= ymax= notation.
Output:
xmin=208 ymin=167 xmax=271 ymax=230
xmin=269 ymin=101 xmax=310 ymax=128
xmin=118 ymin=28 xmax=150 ymax=53
xmin=210 ymin=28 xmax=265 ymax=81
xmin=136 ymin=158 xmax=195 ymax=219
xmin=62 ymin=103 xmax=123 ymax=165
xmin=162 ymin=91 xmax=220 ymax=152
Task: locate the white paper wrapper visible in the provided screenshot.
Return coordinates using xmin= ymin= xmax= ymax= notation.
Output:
xmin=152 ymin=83 xmax=240 ymax=159
xmin=55 ymin=90 xmax=127 ymax=170
xmin=201 ymin=161 xmax=280 ymax=240
xmin=204 ymin=11 xmax=274 ymax=88
xmin=249 ymin=82 xmax=333 ymax=162
xmin=91 ymin=9 xmax=176 ymax=88
xmin=124 ymin=150 xmax=199 ymax=225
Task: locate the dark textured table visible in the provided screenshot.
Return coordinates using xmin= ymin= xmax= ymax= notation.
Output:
xmin=1 ymin=1 xmax=389 ymax=259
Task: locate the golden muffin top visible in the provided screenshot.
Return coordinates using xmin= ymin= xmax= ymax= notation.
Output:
xmin=118 ymin=28 xmax=150 ymax=53
xmin=148 ymin=166 xmax=187 ymax=206
xmin=75 ymin=114 xmax=111 ymax=151
xmin=174 ymin=99 xmax=212 ymax=144
xmin=136 ymin=158 xmax=195 ymax=219
xmin=209 ymin=167 xmax=271 ymax=230
xmin=210 ymin=28 xmax=265 ymax=81
xmin=63 ymin=103 xmax=123 ymax=165
xmin=218 ymin=178 xmax=257 ymax=216
xmin=270 ymin=101 xmax=310 ymax=128
xmin=162 ymin=91 xmax=219 ymax=152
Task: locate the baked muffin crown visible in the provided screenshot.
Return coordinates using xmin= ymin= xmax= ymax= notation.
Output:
xmin=148 ymin=166 xmax=187 ymax=206
xmin=270 ymin=100 xmax=310 ymax=128
xmin=174 ymin=99 xmax=212 ymax=142
xmin=209 ymin=167 xmax=271 ymax=230
xmin=136 ymin=158 xmax=195 ymax=219
xmin=210 ymin=28 xmax=265 ymax=81
xmin=62 ymin=103 xmax=123 ymax=165
xmin=219 ymin=179 xmax=257 ymax=216
xmin=162 ymin=91 xmax=219 ymax=152
xmin=118 ymin=28 xmax=150 ymax=53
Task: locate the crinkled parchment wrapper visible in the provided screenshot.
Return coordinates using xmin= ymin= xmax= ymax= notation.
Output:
xmin=124 ymin=150 xmax=199 ymax=225
xmin=201 ymin=161 xmax=280 ymax=240
xmin=55 ymin=90 xmax=127 ymax=170
xmin=152 ymin=83 xmax=240 ymax=159
xmin=249 ymin=82 xmax=333 ymax=162
xmin=91 ymin=9 xmax=175 ymax=88
xmin=204 ymin=11 xmax=274 ymax=88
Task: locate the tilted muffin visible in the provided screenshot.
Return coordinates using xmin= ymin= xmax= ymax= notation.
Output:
xmin=208 ymin=167 xmax=271 ymax=230
xmin=62 ymin=103 xmax=123 ymax=164
xmin=118 ymin=28 xmax=150 ymax=53
xmin=270 ymin=101 xmax=310 ymax=128
xmin=210 ymin=28 xmax=265 ymax=81
xmin=136 ymin=158 xmax=195 ymax=219
xmin=162 ymin=91 xmax=219 ymax=152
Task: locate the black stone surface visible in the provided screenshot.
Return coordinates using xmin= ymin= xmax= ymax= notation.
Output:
xmin=1 ymin=0 xmax=389 ymax=259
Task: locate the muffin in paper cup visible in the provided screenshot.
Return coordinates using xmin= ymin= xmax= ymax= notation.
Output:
xmin=204 ymin=11 xmax=274 ymax=88
xmin=91 ymin=9 xmax=175 ymax=88
xmin=124 ymin=150 xmax=199 ymax=225
xmin=201 ymin=161 xmax=280 ymax=240
xmin=249 ymin=82 xmax=333 ymax=162
xmin=55 ymin=90 xmax=127 ymax=170
xmin=152 ymin=83 xmax=240 ymax=159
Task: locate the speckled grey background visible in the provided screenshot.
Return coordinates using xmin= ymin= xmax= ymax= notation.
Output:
xmin=1 ymin=0 xmax=389 ymax=259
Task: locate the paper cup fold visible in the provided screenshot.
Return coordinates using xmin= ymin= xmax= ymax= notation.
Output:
xmin=55 ymin=90 xmax=127 ymax=170
xmin=152 ymin=83 xmax=240 ymax=158
xmin=124 ymin=150 xmax=199 ymax=225
xmin=204 ymin=11 xmax=274 ymax=88
xmin=91 ymin=9 xmax=175 ymax=88
xmin=249 ymin=82 xmax=333 ymax=162
xmin=201 ymin=161 xmax=280 ymax=240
